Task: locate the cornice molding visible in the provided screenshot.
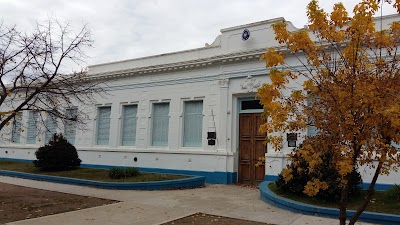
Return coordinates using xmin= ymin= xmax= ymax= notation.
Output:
xmin=103 ymin=68 xmax=269 ymax=91
xmin=86 ymin=13 xmax=399 ymax=81
xmin=86 ymin=48 xmax=271 ymax=81
xmin=102 ymin=63 xmax=315 ymax=91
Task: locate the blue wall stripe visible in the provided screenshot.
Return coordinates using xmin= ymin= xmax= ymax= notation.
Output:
xmin=265 ymin=175 xmax=279 ymax=182
xmin=360 ymin=183 xmax=395 ymax=191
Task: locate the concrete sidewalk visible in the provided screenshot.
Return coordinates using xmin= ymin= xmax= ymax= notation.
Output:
xmin=0 ymin=176 xmax=372 ymax=225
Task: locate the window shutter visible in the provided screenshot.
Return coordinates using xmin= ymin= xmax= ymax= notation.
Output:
xmin=121 ymin=105 xmax=137 ymax=146
xmin=391 ymin=141 xmax=400 ymax=151
xmin=183 ymin=101 xmax=203 ymax=147
xmin=27 ymin=112 xmax=38 ymax=144
xmin=307 ymin=125 xmax=318 ymax=136
xmin=64 ymin=108 xmax=77 ymax=144
xmin=45 ymin=115 xmax=57 ymax=143
xmin=11 ymin=116 xmax=22 ymax=143
xmin=306 ymin=95 xmax=318 ymax=136
xmin=97 ymin=107 xmax=111 ymax=145
xmin=152 ymin=103 xmax=169 ymax=146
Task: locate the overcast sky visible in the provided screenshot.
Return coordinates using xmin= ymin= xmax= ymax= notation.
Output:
xmin=1 ymin=0 xmax=398 ymax=69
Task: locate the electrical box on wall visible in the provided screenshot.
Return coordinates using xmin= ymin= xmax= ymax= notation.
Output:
xmin=207 ymin=132 xmax=216 ymax=146
xmin=287 ymin=133 xmax=297 ymax=147
xmin=207 ymin=132 xmax=216 ymax=139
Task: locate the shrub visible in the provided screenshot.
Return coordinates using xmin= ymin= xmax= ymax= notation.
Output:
xmin=33 ymin=133 xmax=81 ymax=171
xmin=276 ymin=145 xmax=362 ymax=201
xmin=108 ymin=167 xmax=140 ymax=179
xmin=125 ymin=167 xmax=140 ymax=177
xmin=108 ymin=167 xmax=125 ymax=179
xmin=386 ymin=184 xmax=400 ymax=202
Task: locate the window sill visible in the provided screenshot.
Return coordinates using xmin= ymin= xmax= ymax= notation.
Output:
xmin=178 ymin=146 xmax=203 ymax=151
xmin=0 ymin=145 xmax=37 ymax=149
xmin=77 ymin=147 xmax=233 ymax=156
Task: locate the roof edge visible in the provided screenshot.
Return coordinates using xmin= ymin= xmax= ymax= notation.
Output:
xmin=220 ymin=17 xmax=285 ymax=33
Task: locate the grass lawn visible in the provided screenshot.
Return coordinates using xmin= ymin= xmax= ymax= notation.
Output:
xmin=268 ymin=183 xmax=400 ymax=215
xmin=0 ymin=161 xmax=187 ymax=182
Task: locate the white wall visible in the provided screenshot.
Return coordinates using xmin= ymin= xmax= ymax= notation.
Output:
xmin=1 ymin=15 xmax=399 ymax=185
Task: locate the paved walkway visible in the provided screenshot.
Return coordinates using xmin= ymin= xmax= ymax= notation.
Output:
xmin=0 ymin=176 xmax=373 ymax=225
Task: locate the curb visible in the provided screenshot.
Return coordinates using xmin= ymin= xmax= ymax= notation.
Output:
xmin=259 ymin=181 xmax=400 ymax=225
xmin=0 ymin=170 xmax=205 ymax=190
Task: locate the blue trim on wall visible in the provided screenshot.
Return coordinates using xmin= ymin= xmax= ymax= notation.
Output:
xmin=265 ymin=175 xmax=278 ymax=182
xmin=0 ymin=169 xmax=205 ymax=190
xmin=360 ymin=183 xmax=395 ymax=191
xmin=259 ymin=181 xmax=400 ymax=225
xmin=0 ymin=158 xmax=237 ymax=184
xmin=0 ymin=158 xmax=32 ymax=163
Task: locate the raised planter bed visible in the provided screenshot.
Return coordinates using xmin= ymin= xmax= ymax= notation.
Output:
xmin=259 ymin=181 xmax=400 ymax=225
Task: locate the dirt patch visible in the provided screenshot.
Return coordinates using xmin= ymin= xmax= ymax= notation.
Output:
xmin=0 ymin=182 xmax=118 ymax=223
xmin=162 ymin=213 xmax=273 ymax=225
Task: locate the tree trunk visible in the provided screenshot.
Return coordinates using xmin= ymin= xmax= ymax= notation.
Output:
xmin=348 ymin=161 xmax=383 ymax=225
xmin=339 ymin=184 xmax=349 ymax=225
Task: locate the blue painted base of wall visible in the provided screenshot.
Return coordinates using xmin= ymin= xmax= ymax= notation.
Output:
xmin=0 ymin=158 xmax=237 ymax=184
xmin=259 ymin=181 xmax=400 ymax=225
xmin=0 ymin=158 xmax=32 ymax=163
xmin=360 ymin=183 xmax=395 ymax=191
xmin=264 ymin=175 xmax=278 ymax=182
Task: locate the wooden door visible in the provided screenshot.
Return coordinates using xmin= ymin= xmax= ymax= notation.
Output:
xmin=238 ymin=113 xmax=266 ymax=184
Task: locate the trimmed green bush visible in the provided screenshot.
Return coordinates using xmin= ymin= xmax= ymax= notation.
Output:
xmin=108 ymin=167 xmax=140 ymax=179
xmin=125 ymin=167 xmax=140 ymax=177
xmin=386 ymin=184 xmax=400 ymax=202
xmin=276 ymin=146 xmax=362 ymax=201
xmin=33 ymin=133 xmax=81 ymax=171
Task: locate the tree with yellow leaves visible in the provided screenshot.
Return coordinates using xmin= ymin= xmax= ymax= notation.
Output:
xmin=258 ymin=0 xmax=400 ymax=224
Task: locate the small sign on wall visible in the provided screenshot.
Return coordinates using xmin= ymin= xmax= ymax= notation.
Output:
xmin=207 ymin=132 xmax=216 ymax=139
xmin=208 ymin=139 xmax=216 ymax=146
xmin=207 ymin=132 xmax=216 ymax=146
xmin=287 ymin=133 xmax=297 ymax=147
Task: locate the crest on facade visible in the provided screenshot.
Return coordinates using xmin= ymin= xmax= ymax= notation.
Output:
xmin=240 ymin=75 xmax=261 ymax=92
xmin=242 ymin=29 xmax=251 ymax=41
xmin=218 ymin=78 xmax=229 ymax=87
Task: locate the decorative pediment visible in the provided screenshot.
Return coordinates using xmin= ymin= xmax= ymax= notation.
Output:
xmin=240 ymin=75 xmax=261 ymax=92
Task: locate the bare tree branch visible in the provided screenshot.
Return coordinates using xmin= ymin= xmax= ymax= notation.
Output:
xmin=0 ymin=18 xmax=105 ymax=136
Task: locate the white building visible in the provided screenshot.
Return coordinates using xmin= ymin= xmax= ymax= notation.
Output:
xmin=1 ymin=15 xmax=399 ymax=186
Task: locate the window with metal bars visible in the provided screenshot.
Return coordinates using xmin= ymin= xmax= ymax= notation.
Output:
xmin=183 ymin=101 xmax=203 ymax=147
xmin=151 ymin=103 xmax=169 ymax=146
xmin=121 ymin=105 xmax=137 ymax=146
